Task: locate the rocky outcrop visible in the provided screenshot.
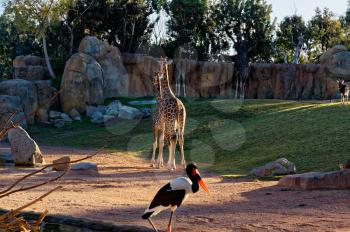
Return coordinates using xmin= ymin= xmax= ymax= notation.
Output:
xmin=48 ymin=110 xmax=74 ymax=128
xmin=246 ymin=45 xmax=350 ymax=100
xmin=279 ymin=170 xmax=350 ymax=190
xmin=250 ymin=158 xmax=296 ymax=177
xmin=60 ymin=53 xmax=104 ymax=113
xmin=61 ymin=36 xmax=129 ymax=114
xmin=34 ymin=80 xmax=57 ymax=123
xmin=245 ymin=64 xmax=339 ymax=100
xmin=13 ymin=55 xmax=49 ymax=81
xmin=87 ymin=100 xmax=145 ymax=124
xmin=0 ymin=95 xmax=27 ymax=130
xmin=7 ymin=126 xmax=44 ymax=166
xmin=0 ymin=79 xmax=38 ymax=124
xmin=79 ymin=36 xmax=129 ymax=97
xmin=320 ymin=45 xmax=347 ymax=64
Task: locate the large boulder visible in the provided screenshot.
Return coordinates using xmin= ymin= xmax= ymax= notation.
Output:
xmin=320 ymin=45 xmax=347 ymax=64
xmin=13 ymin=55 xmax=48 ymax=81
xmin=78 ymin=36 xmax=102 ymax=58
xmin=79 ymin=36 xmax=129 ymax=97
xmin=279 ymin=170 xmax=350 ymax=190
xmin=0 ymin=79 xmax=38 ymax=124
xmin=105 ymin=100 xmax=122 ymax=116
xmin=34 ymin=80 xmax=57 ymax=123
xmin=7 ymin=126 xmax=44 ymax=166
xmin=60 ymin=53 xmax=104 ymax=113
xmin=250 ymin=158 xmax=296 ymax=177
xmin=0 ymin=95 xmax=27 ymax=131
xmin=118 ymin=105 xmax=143 ymax=120
xmin=97 ymin=43 xmax=129 ymax=97
xmin=326 ymin=51 xmax=350 ymax=78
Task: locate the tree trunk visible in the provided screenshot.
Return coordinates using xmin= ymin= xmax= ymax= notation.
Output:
xmin=68 ymin=26 xmax=74 ymax=56
xmin=292 ymin=35 xmax=304 ymax=64
xmin=235 ymin=50 xmax=249 ymax=99
xmin=283 ymin=52 xmax=288 ymax=63
xmin=42 ymin=35 xmax=56 ymax=79
xmin=128 ymin=21 xmax=136 ymax=52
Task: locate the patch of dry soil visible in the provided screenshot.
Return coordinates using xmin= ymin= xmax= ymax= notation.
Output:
xmin=1 ymin=145 xmax=350 ymax=232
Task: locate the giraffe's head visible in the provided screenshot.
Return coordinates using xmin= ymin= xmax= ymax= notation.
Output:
xmin=159 ymin=57 xmax=172 ymax=82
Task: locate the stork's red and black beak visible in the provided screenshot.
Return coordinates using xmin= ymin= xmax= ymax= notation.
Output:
xmin=192 ymin=168 xmax=210 ymax=194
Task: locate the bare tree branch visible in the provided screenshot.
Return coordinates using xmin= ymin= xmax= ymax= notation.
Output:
xmin=0 ymin=149 xmax=103 ymax=196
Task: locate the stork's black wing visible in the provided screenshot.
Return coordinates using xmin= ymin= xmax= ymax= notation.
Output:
xmin=149 ymin=183 xmax=186 ymax=209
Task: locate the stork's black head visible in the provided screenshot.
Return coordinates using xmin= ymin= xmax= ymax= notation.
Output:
xmin=185 ymin=163 xmax=209 ymax=194
xmin=186 ymin=163 xmax=198 ymax=177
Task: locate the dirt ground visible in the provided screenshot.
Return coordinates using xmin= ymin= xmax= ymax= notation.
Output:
xmin=1 ymin=144 xmax=350 ymax=232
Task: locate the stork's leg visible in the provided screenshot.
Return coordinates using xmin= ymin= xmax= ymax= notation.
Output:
xmin=178 ymin=132 xmax=186 ymax=168
xmin=168 ymin=211 xmax=174 ymax=232
xmin=151 ymin=128 xmax=158 ymax=167
xmin=151 ymin=127 xmax=158 ymax=167
xmin=148 ymin=218 xmax=158 ymax=232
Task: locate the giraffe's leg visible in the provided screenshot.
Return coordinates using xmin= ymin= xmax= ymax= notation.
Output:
xmin=168 ymin=139 xmax=177 ymax=171
xmin=167 ymin=130 xmax=177 ymax=171
xmin=157 ymin=129 xmax=165 ymax=168
xmin=151 ymin=127 xmax=158 ymax=167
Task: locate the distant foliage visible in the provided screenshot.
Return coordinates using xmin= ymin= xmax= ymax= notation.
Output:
xmin=307 ymin=7 xmax=344 ymax=62
xmin=275 ymin=15 xmax=308 ymax=63
xmin=68 ymin=0 xmax=158 ymax=53
xmin=0 ymin=14 xmax=41 ymax=79
xmin=1 ymin=0 xmax=350 ymax=79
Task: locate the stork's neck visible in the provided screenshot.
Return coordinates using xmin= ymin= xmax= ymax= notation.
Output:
xmin=189 ymin=175 xmax=199 ymax=193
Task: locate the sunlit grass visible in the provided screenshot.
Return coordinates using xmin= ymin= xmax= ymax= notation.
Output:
xmin=28 ymin=98 xmax=350 ymax=175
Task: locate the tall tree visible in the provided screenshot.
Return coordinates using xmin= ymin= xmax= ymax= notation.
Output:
xmin=212 ymin=0 xmax=275 ymax=97
xmin=68 ymin=0 xmax=158 ymax=53
xmin=4 ymin=0 xmax=71 ymax=79
xmin=164 ymin=0 xmax=214 ymax=60
xmin=0 ymin=13 xmax=41 ymax=79
xmin=340 ymin=0 xmax=350 ymax=27
xmin=307 ymin=7 xmax=343 ymax=62
xmin=275 ymin=15 xmax=308 ymax=64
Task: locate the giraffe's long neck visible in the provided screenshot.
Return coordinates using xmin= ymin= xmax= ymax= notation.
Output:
xmin=154 ymin=82 xmax=162 ymax=102
xmin=161 ymin=66 xmax=177 ymax=99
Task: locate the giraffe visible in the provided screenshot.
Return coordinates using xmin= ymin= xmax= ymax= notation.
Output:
xmin=156 ymin=58 xmax=186 ymax=171
xmin=150 ymin=69 xmax=164 ymax=167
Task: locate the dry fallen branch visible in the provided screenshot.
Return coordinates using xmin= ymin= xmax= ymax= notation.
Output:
xmin=0 ymin=186 xmax=61 ymax=232
xmin=0 ymin=186 xmax=62 ymax=221
xmin=0 ymin=149 xmax=102 ymax=197
xmin=0 ymin=147 xmax=103 ymax=231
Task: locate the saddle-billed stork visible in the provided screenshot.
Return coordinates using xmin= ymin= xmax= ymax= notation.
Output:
xmin=142 ymin=163 xmax=210 ymax=232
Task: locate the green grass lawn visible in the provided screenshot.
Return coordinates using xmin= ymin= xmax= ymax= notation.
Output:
xmin=28 ymin=98 xmax=350 ymax=175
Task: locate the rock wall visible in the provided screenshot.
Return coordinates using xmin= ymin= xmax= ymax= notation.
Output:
xmin=0 ymin=55 xmax=57 ymax=126
xmin=123 ymin=45 xmax=349 ymax=100
xmin=245 ymin=64 xmax=339 ymax=100
xmin=59 ymin=42 xmax=349 ymax=112
xmin=122 ymin=53 xmax=235 ymax=98
xmin=13 ymin=55 xmax=49 ymax=81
